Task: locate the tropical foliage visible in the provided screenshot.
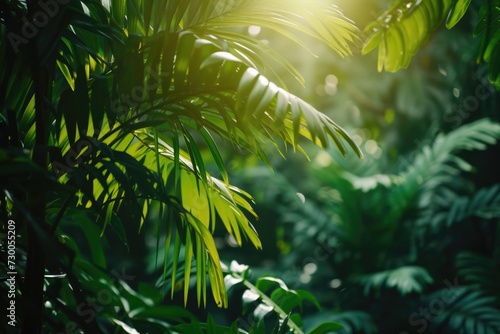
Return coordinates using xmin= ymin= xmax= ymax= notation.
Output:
xmin=363 ymin=0 xmax=500 ymax=88
xmin=0 ymin=0 xmax=360 ymax=332
xmin=221 ymin=0 xmax=500 ymax=332
xmin=1 ymin=0 xmax=500 ymax=333
xmin=234 ymin=117 xmax=500 ymax=332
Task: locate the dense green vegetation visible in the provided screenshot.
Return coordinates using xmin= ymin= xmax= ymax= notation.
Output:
xmin=1 ymin=0 xmax=499 ymax=333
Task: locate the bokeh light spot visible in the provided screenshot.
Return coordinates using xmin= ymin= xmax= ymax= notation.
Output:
xmin=325 ymin=74 xmax=338 ymax=86
xmin=329 ymin=279 xmax=342 ymax=288
xmin=313 ymin=151 xmax=332 ymax=167
xmin=300 ymin=273 xmax=311 ymax=283
xmin=248 ymin=25 xmax=261 ymax=36
xmin=364 ymin=139 xmax=378 ymax=155
xmin=304 ymin=262 xmax=317 ymax=274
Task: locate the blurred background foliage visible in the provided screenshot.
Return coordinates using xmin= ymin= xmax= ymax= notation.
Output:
xmin=207 ymin=0 xmax=500 ymax=332
xmin=1 ymin=0 xmax=500 ymax=333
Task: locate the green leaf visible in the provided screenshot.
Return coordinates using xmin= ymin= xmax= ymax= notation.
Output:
xmin=200 ymin=51 xmax=244 ymax=69
xmin=242 ymin=289 xmax=260 ymax=313
xmin=57 ymin=60 xmax=75 ymax=91
xmin=296 ymin=290 xmax=321 ymax=311
xmin=362 ymin=29 xmax=383 ymax=55
xmin=308 ymin=322 xmax=343 ymax=334
xmin=446 ymin=0 xmax=472 ymax=29
xmin=199 ymin=127 xmax=229 ymax=184
xmin=74 ymin=65 xmax=90 ymax=136
xmin=224 ymin=275 xmax=243 ymax=291
xmin=253 ymin=303 xmax=274 ymax=322
xmin=270 ymin=288 xmax=302 ymax=314
xmin=173 ymin=32 xmax=197 ymax=91
xmin=256 ymin=276 xmax=289 ymax=294
xmin=90 ymin=77 xmax=110 ymax=133
xmin=59 ymin=89 xmax=77 ymax=145
xmin=364 ymin=0 xmax=456 ymax=72
xmin=273 ymin=313 xmax=291 ymax=334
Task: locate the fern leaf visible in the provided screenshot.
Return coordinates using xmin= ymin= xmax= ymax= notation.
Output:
xmin=456 ymin=252 xmax=500 ymax=297
xmin=446 ymin=185 xmax=500 ymax=226
xmin=393 ymin=119 xmax=500 ymax=225
xmin=353 ymin=266 xmax=433 ymax=296
xmin=431 ymin=288 xmax=500 ymax=334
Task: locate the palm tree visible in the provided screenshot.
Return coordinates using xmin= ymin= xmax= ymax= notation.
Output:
xmin=0 ymin=0 xmax=362 ymax=332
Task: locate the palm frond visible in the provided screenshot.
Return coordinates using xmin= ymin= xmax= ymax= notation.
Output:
xmin=150 ymin=0 xmax=360 ymax=55
xmin=3 ymin=0 xmax=365 ymax=315
xmin=113 ymin=0 xmax=360 ymax=87
xmin=43 ymin=256 xmax=203 ymax=333
xmin=107 ymin=28 xmax=362 ymax=194
xmin=126 ymin=30 xmax=363 ymax=166
xmin=196 ymin=1 xmax=359 ymax=54
xmin=474 ymin=0 xmax=500 ymax=88
xmin=52 ymin=118 xmax=261 ymax=307
xmin=200 ymin=51 xmax=361 ymax=154
xmin=362 ymin=0 xmax=472 ymax=71
xmin=32 ymin=0 xmax=365 ymax=310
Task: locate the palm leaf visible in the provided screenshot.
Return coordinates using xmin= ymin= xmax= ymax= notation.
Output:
xmin=362 ymin=0 xmax=473 ymax=72
xmin=474 ymin=0 xmax=500 ymax=88
xmin=2 ymin=0 xmax=364 ymax=312
xmin=54 ymin=121 xmax=261 ymax=307
xmin=120 ymin=0 xmax=360 ymax=86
